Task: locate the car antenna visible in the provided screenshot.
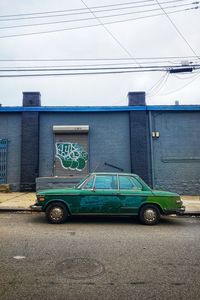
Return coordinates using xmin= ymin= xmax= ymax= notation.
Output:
xmin=91 ymin=162 xmax=101 ymax=173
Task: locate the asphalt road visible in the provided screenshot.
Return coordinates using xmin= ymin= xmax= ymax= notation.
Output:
xmin=0 ymin=212 xmax=200 ymax=300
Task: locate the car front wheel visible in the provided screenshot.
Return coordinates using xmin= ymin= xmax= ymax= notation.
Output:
xmin=45 ymin=203 xmax=68 ymax=224
xmin=139 ymin=205 xmax=160 ymax=225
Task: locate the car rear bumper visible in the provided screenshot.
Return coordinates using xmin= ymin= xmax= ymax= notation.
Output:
xmin=163 ymin=206 xmax=185 ymax=215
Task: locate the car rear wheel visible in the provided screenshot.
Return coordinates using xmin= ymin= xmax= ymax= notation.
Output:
xmin=45 ymin=203 xmax=68 ymax=224
xmin=139 ymin=205 xmax=160 ymax=225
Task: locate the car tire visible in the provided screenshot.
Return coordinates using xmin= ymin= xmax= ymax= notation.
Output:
xmin=45 ymin=203 xmax=68 ymax=224
xmin=139 ymin=205 xmax=160 ymax=225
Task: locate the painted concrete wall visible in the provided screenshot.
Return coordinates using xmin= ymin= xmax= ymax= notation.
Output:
xmin=20 ymin=112 xmax=40 ymax=191
xmin=0 ymin=113 xmax=21 ymax=191
xmin=39 ymin=112 xmax=131 ymax=177
xmin=152 ymin=111 xmax=200 ymax=195
xmin=130 ymin=110 xmax=151 ymax=186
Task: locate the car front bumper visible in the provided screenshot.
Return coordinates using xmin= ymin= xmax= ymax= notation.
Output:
xmin=163 ymin=206 xmax=185 ymax=215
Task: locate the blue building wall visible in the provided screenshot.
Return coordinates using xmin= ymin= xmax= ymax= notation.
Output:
xmin=0 ymin=93 xmax=199 ymax=194
xmin=0 ymin=113 xmax=21 ymax=190
xmin=151 ymin=111 xmax=200 ymax=194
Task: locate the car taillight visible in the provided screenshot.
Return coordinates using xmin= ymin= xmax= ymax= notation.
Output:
xmin=37 ymin=195 xmax=45 ymax=201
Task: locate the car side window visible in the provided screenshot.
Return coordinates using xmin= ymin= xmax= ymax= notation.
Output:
xmin=95 ymin=175 xmax=117 ymax=189
xmin=82 ymin=176 xmax=95 ymax=189
xmin=130 ymin=177 xmax=143 ymax=190
xmin=119 ymin=176 xmax=142 ymax=190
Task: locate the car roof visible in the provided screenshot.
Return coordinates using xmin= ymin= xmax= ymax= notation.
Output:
xmin=90 ymin=172 xmax=138 ymax=176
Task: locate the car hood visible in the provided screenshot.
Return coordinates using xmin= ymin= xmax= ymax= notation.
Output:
xmin=152 ymin=190 xmax=180 ymax=197
xmin=37 ymin=188 xmax=79 ymax=195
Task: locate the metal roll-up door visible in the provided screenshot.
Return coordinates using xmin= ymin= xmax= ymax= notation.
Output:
xmin=53 ymin=126 xmax=89 ymax=177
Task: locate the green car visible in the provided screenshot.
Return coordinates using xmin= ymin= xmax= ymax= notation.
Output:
xmin=31 ymin=173 xmax=185 ymax=225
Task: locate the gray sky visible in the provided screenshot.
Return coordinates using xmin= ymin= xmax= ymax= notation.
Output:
xmin=0 ymin=0 xmax=200 ymax=106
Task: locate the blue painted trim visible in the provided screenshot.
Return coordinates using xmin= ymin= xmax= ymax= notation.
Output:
xmin=0 ymin=105 xmax=200 ymax=113
xmin=147 ymin=105 xmax=200 ymax=111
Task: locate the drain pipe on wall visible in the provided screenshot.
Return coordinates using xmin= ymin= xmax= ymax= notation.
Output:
xmin=148 ymin=110 xmax=155 ymax=189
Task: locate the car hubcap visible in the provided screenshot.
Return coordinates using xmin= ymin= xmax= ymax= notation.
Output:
xmin=144 ymin=209 xmax=157 ymax=222
xmin=50 ymin=207 xmax=63 ymax=221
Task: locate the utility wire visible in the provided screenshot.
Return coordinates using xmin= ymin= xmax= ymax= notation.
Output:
xmin=1 ymin=65 xmax=200 ymax=71
xmin=0 ymin=0 xmax=158 ymax=18
xmin=0 ymin=55 xmax=199 ymax=62
xmin=154 ymin=71 xmax=200 ymax=95
xmin=173 ymin=71 xmax=200 ymax=78
xmin=0 ymin=7 xmax=195 ymax=39
xmin=148 ymin=72 xmax=168 ymax=92
xmin=0 ymin=59 xmax=198 ymax=68
xmin=0 ymin=0 xmax=191 ymax=21
xmin=0 ymin=64 xmax=199 ymax=72
xmin=0 ymin=2 xmax=196 ymax=30
xmin=1 ymin=65 xmax=200 ymax=77
xmin=148 ymin=72 xmax=170 ymax=96
xmin=0 ymin=69 xmax=174 ymax=78
xmin=80 ymin=0 xmax=141 ymax=67
xmin=155 ymin=0 xmax=199 ymax=58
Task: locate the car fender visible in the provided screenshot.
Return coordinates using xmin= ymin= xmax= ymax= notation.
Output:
xmin=139 ymin=201 xmax=163 ymax=214
xmin=44 ymin=199 xmax=72 ymax=215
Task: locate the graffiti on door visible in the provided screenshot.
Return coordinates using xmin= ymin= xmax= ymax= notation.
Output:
xmin=56 ymin=142 xmax=88 ymax=171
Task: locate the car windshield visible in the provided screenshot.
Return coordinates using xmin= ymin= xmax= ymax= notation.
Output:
xmin=134 ymin=176 xmax=151 ymax=191
xmin=81 ymin=175 xmax=95 ymax=189
xmin=75 ymin=175 xmax=90 ymax=189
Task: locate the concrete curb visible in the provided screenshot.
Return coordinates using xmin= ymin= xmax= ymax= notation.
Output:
xmin=181 ymin=211 xmax=200 ymax=216
xmin=0 ymin=207 xmax=32 ymax=212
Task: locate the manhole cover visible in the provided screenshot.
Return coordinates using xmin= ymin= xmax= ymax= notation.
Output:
xmin=56 ymin=257 xmax=104 ymax=279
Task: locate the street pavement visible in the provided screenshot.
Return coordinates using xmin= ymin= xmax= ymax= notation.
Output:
xmin=0 ymin=213 xmax=200 ymax=300
xmin=0 ymin=192 xmax=200 ymax=214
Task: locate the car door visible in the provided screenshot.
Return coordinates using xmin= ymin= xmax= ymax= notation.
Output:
xmin=118 ymin=175 xmax=151 ymax=214
xmin=79 ymin=174 xmax=120 ymax=214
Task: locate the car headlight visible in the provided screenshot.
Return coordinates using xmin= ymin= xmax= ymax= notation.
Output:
xmin=176 ymin=199 xmax=182 ymax=205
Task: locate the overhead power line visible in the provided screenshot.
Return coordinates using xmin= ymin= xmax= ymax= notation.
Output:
xmin=80 ymin=0 xmax=140 ymax=66
xmin=0 ymin=6 xmax=197 ymax=39
xmin=155 ymin=0 xmax=199 ymax=58
xmin=0 ymin=0 xmax=192 ymax=21
xmin=148 ymin=72 xmax=168 ymax=92
xmin=0 ymin=70 xmax=170 ymax=78
xmin=0 ymin=55 xmax=199 ymax=62
xmin=0 ymin=68 xmax=200 ymax=78
xmin=0 ymin=70 xmax=166 ymax=78
xmin=0 ymin=0 xmax=163 ymax=18
xmin=154 ymin=71 xmax=200 ymax=96
xmin=0 ymin=65 xmax=200 ymax=77
xmin=0 ymin=57 xmax=199 ymax=69
xmin=0 ymin=64 xmax=200 ymax=72
xmin=0 ymin=64 xmax=199 ymax=74
xmin=0 ymin=2 xmax=196 ymax=30
xmin=0 ymin=60 xmax=197 ymax=69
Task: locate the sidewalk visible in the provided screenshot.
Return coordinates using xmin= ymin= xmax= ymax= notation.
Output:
xmin=0 ymin=192 xmax=35 ymax=211
xmin=0 ymin=192 xmax=200 ymax=215
xmin=180 ymin=196 xmax=200 ymax=215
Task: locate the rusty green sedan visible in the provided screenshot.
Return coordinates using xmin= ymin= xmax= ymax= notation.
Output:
xmin=31 ymin=173 xmax=185 ymax=225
